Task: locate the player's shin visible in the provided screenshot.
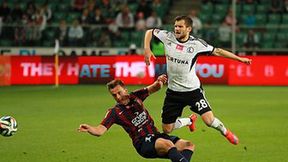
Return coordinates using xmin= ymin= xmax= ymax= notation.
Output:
xmin=181 ymin=149 xmax=193 ymax=162
xmin=168 ymin=147 xmax=188 ymax=162
xmin=210 ymin=118 xmax=227 ymax=135
xmin=173 ymin=118 xmax=192 ymax=130
xmin=210 ymin=118 xmax=239 ymax=145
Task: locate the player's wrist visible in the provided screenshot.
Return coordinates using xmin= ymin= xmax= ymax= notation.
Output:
xmin=144 ymin=48 xmax=151 ymax=52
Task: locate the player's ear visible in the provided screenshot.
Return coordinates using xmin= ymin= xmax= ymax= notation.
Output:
xmin=187 ymin=26 xmax=192 ymax=33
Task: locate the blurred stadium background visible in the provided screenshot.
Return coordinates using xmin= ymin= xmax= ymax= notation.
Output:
xmin=0 ymin=0 xmax=288 ymax=162
xmin=0 ymin=0 xmax=287 ymax=53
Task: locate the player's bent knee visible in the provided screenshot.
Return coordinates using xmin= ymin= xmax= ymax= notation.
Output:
xmin=185 ymin=142 xmax=195 ymax=151
xmin=175 ymin=139 xmax=195 ymax=151
xmin=156 ymin=138 xmax=175 ymax=152
xmin=181 ymin=140 xmax=195 ymax=151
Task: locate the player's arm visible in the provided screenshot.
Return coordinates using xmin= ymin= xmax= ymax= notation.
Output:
xmin=212 ymin=48 xmax=252 ymax=65
xmin=144 ymin=29 xmax=156 ymax=66
xmin=146 ymin=74 xmax=167 ymax=95
xmin=78 ymin=124 xmax=107 ymax=137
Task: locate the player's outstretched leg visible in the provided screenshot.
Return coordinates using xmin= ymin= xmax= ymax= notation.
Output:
xmin=202 ymin=111 xmax=239 ymax=145
xmin=210 ymin=118 xmax=239 ymax=145
xmin=155 ymin=138 xmax=189 ymax=162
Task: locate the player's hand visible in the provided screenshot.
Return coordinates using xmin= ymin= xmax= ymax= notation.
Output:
xmin=78 ymin=124 xmax=91 ymax=132
xmin=240 ymin=57 xmax=252 ymax=65
xmin=78 ymin=124 xmax=107 ymax=136
xmin=157 ymin=74 xmax=167 ymax=85
xmin=144 ymin=49 xmax=156 ymax=66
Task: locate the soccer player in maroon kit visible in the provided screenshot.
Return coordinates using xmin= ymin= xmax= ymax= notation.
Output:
xmin=78 ymin=74 xmax=195 ymax=162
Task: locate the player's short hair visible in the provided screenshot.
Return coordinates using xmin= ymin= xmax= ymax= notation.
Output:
xmin=174 ymin=15 xmax=193 ymax=28
xmin=106 ymin=79 xmax=125 ymax=90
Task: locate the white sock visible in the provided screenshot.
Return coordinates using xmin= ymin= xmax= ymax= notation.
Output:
xmin=173 ymin=118 xmax=192 ymax=130
xmin=210 ymin=118 xmax=227 ymax=135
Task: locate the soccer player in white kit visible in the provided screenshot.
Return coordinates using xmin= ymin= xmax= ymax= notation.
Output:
xmin=143 ymin=15 xmax=252 ymax=145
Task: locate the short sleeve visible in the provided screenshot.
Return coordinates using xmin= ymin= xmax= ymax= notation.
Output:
xmin=195 ymin=38 xmax=215 ymax=55
xmin=152 ymin=29 xmax=169 ymax=44
xmin=100 ymin=108 xmax=116 ymax=129
xmin=131 ymin=88 xmax=149 ymax=101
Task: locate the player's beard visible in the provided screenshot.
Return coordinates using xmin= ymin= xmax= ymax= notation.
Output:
xmin=175 ymin=31 xmax=186 ymax=40
xmin=118 ymin=94 xmax=130 ymax=105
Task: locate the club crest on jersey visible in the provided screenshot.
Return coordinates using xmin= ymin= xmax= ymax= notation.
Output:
xmin=187 ymin=47 xmax=194 ymax=53
xmin=176 ymin=44 xmax=184 ymax=51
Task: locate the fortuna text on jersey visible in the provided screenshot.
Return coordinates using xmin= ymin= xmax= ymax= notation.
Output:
xmin=167 ymin=56 xmax=189 ymax=65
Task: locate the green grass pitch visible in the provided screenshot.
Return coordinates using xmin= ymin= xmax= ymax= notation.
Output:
xmin=0 ymin=85 xmax=288 ymax=162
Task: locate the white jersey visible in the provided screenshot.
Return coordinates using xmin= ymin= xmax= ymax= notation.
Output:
xmin=153 ymin=29 xmax=214 ymax=92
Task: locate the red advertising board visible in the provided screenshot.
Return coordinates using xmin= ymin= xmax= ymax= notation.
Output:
xmin=78 ymin=56 xmax=154 ymax=84
xmin=197 ymin=56 xmax=229 ymax=84
xmin=0 ymin=56 xmax=11 ymax=86
xmin=114 ymin=56 xmax=155 ymax=84
xmin=5 ymin=55 xmax=288 ymax=86
xmin=10 ymin=56 xmax=78 ymax=85
xmin=78 ymin=56 xmax=115 ymax=84
xmin=228 ymin=56 xmax=288 ymax=85
xmin=11 ymin=56 xmax=42 ymax=84
xmin=9 ymin=56 xmax=156 ymax=85
xmin=55 ymin=56 xmax=78 ymax=84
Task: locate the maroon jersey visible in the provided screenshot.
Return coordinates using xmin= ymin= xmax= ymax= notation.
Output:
xmin=101 ymin=88 xmax=159 ymax=145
